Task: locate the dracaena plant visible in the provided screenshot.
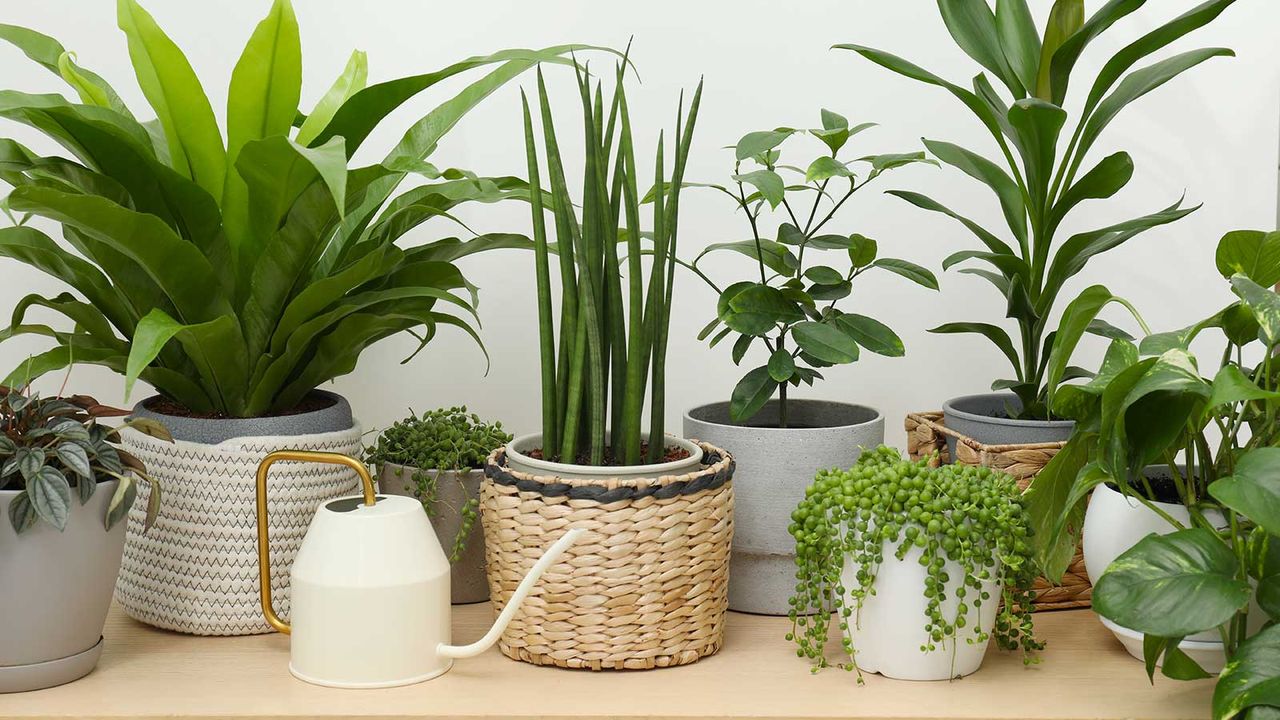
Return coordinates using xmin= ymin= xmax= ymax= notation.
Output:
xmin=0 ymin=0 xmax=597 ymax=417
xmin=688 ymin=111 xmax=938 ymax=426
xmin=838 ymin=0 xmax=1237 ymax=419
xmin=522 ymin=65 xmax=701 ymax=466
xmin=1023 ymin=230 xmax=1280 ymax=718
xmin=2 ymin=384 xmax=170 ymax=533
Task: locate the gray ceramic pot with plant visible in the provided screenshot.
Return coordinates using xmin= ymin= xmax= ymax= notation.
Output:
xmin=0 ymin=390 xmax=165 ymax=693
xmin=942 ymin=391 xmax=1074 ymax=456
xmin=366 ymin=407 xmax=511 ymax=604
xmin=685 ymin=399 xmax=883 ymax=615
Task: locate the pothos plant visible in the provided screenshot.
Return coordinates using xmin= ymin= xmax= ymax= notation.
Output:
xmin=689 ymin=111 xmax=938 ymax=426
xmin=1024 ymin=230 xmax=1280 ymax=719
xmin=839 ymin=0 xmax=1237 ymax=419
xmin=364 ymin=407 xmax=510 ymax=562
xmin=2 ymin=384 xmax=170 ymax=533
xmin=788 ymin=445 xmax=1041 ymax=681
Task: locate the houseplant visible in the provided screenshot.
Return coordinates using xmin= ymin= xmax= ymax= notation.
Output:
xmin=682 ymin=112 xmax=937 ymax=613
xmin=366 ymin=406 xmax=510 ymax=603
xmin=482 ymin=64 xmax=734 ymax=670
xmin=1026 ymin=230 xmax=1279 ymax=685
xmin=0 ymin=385 xmax=166 ymax=692
xmin=839 ymin=0 xmax=1237 ymax=442
xmin=789 ymin=445 xmax=1041 ymax=681
xmin=0 ymin=0 xmax=596 ymax=635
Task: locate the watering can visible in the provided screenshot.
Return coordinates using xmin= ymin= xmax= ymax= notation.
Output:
xmin=255 ymin=450 xmax=583 ymax=689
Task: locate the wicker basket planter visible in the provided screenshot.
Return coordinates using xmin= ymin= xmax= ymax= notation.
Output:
xmin=905 ymin=411 xmax=1090 ymax=611
xmin=480 ymin=441 xmax=734 ymax=670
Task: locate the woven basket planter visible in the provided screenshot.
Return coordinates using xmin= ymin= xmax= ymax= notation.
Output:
xmin=905 ymin=412 xmax=1090 ymax=611
xmin=115 ymin=426 xmax=362 ymax=636
xmin=480 ymin=441 xmax=734 ymax=670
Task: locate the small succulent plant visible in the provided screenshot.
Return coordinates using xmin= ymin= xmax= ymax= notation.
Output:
xmin=365 ymin=407 xmax=511 ymax=561
xmin=1 ymin=385 xmax=170 ymax=533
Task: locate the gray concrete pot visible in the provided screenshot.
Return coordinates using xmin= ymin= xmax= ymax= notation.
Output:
xmin=1 ymin=481 xmax=126 ymax=693
xmin=941 ymin=392 xmax=1073 ymax=459
xmin=683 ymin=399 xmax=884 ymax=615
xmin=130 ymin=390 xmax=353 ymax=443
xmin=377 ymin=463 xmax=489 ymax=604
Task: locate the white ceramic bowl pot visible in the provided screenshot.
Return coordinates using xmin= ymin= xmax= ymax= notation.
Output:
xmin=377 ymin=464 xmax=489 ymax=604
xmin=684 ymin=400 xmax=883 ymax=615
xmin=114 ymin=391 xmax=363 ymax=636
xmin=841 ymin=539 xmax=1000 ymax=681
xmin=0 ymin=481 xmax=126 ymax=693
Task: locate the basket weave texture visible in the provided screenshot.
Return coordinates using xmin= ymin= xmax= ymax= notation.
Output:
xmin=481 ymin=442 xmax=734 ymax=670
xmin=905 ymin=412 xmax=1091 ymax=611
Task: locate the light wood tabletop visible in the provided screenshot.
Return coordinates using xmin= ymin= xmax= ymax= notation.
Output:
xmin=0 ymin=604 xmax=1213 ymax=720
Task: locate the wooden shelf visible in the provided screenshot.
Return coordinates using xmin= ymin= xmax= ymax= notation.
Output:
xmin=1 ymin=604 xmax=1213 ymax=720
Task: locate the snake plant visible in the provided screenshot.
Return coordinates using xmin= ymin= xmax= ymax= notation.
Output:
xmin=522 ymin=65 xmax=702 ymax=466
xmin=0 ymin=0 xmax=599 ymax=417
xmin=839 ymin=0 xmax=1238 ymax=419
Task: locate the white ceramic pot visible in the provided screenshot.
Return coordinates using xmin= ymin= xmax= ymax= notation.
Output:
xmin=841 ymin=541 xmax=999 ymax=681
xmin=504 ymin=433 xmax=703 ymax=480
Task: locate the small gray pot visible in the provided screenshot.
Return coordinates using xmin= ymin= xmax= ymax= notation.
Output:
xmin=377 ymin=463 xmax=488 ymax=604
xmin=130 ymin=390 xmax=353 ymax=443
xmin=941 ymin=392 xmax=1073 ymax=459
xmin=1 ymin=481 xmax=126 ymax=693
xmin=684 ymin=399 xmax=884 ymax=615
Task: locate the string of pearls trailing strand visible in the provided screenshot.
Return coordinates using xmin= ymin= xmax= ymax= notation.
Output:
xmin=787 ymin=445 xmax=1043 ymax=681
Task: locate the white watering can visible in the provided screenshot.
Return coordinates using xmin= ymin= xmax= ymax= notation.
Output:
xmin=255 ymin=450 xmax=583 ymax=689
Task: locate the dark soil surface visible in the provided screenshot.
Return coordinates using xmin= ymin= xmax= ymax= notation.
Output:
xmin=527 ymin=442 xmax=692 ymax=466
xmin=1109 ymin=472 xmax=1184 ymax=504
xmin=144 ymin=392 xmax=337 ymax=420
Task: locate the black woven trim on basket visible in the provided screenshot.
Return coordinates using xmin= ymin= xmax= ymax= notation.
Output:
xmin=484 ymin=447 xmax=735 ymax=502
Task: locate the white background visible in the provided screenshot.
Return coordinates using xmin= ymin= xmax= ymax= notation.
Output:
xmin=1 ymin=0 xmax=1277 ymax=447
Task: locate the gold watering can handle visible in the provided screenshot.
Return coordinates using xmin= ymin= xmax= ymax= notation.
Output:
xmin=255 ymin=450 xmax=377 ymax=635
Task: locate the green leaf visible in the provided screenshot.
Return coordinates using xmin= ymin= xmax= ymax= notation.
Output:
xmin=767 ymin=350 xmax=796 ymax=382
xmin=1036 ymin=0 xmax=1084 ymax=101
xmin=820 ymin=108 xmax=848 ymax=132
xmin=995 ymin=0 xmax=1041 ymax=94
xmin=7 ymin=491 xmax=36 ymax=533
xmin=1046 ymin=285 xmax=1125 ymax=408
xmin=803 ymin=266 xmax=844 ymax=285
xmin=872 ymin=258 xmax=939 ymax=289
xmin=1046 ymin=0 xmax=1141 ymax=105
xmin=105 ymin=474 xmax=137 ymax=531
xmin=117 ymin=0 xmax=226 ymax=197
xmin=16 ymin=447 xmax=46 ymax=481
xmin=1094 ymin=528 xmax=1251 ymax=638
xmin=836 ymin=314 xmax=904 ymax=357
xmin=860 ymin=151 xmax=935 ymax=174
xmin=1217 ymin=230 xmax=1280 ymax=288
xmin=848 ymin=234 xmax=878 ymax=267
xmin=699 ymin=239 xmax=797 ymax=277
xmin=731 ymin=334 xmax=753 ymax=365
xmin=1232 ymin=273 xmax=1280 ymax=346
xmin=1023 ymin=437 xmax=1093 ymax=581
xmin=28 ymin=465 xmax=72 ymax=531
xmin=886 ymin=190 xmax=1015 ymax=257
xmin=725 ymin=285 xmax=804 ymax=337
xmin=730 ymin=365 xmax=777 ymax=423
xmin=296 ymin=50 xmax=368 ymax=146
xmin=804 ymin=156 xmax=854 ymax=183
xmin=937 ymin=0 xmax=1025 ymax=97
xmin=0 ymin=24 xmax=132 ymax=117
xmin=1214 ymin=624 xmax=1280 ymax=720
xmin=733 ymin=169 xmax=785 ymax=209
xmin=1051 ymin=151 xmax=1134 ymax=229
xmin=1209 ymin=448 xmax=1280 ymax=537
xmin=55 ymin=441 xmax=92 ymax=480
xmin=125 ymin=309 xmax=249 ymax=414
xmin=1007 ymin=97 xmax=1067 ymax=204
xmin=931 ymin=321 xmax=1021 ymax=377
xmin=792 ymin=321 xmax=859 ymax=364
xmin=808 ymin=281 xmax=852 ymax=301
xmin=734 ymin=129 xmax=795 ymax=161
xmin=1208 ymin=365 xmax=1280 ymax=411
xmin=57 ymin=52 xmax=111 ymax=108
xmin=922 ymin=138 xmax=1026 ymax=246
xmin=1160 ymin=643 xmax=1211 ymax=681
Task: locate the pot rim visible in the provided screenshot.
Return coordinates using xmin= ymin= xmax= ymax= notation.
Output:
xmin=131 ymin=390 xmax=354 ymax=444
xmin=682 ymin=399 xmax=884 ymax=431
xmin=942 ymin=392 xmax=1073 ymax=429
xmin=1097 ymin=616 xmax=1222 ymax=649
xmin=505 ymin=432 xmax=704 ymax=476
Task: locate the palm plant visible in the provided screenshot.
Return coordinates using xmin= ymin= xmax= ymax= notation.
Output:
xmin=0 ymin=0 xmax=598 ymax=417
xmin=522 ymin=64 xmax=701 ymax=466
xmin=838 ymin=0 xmax=1237 ymax=419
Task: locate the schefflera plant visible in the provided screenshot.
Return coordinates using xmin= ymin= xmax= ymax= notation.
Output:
xmin=839 ymin=0 xmax=1238 ymax=419
xmin=522 ymin=65 xmax=702 ymax=466
xmin=0 ymin=0 xmax=597 ymax=416
xmin=689 ymin=111 xmax=938 ymax=425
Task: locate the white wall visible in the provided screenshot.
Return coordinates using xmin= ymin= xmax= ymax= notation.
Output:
xmin=1 ymin=0 xmax=1277 ymax=447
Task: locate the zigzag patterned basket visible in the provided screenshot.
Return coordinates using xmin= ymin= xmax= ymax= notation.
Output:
xmin=115 ymin=426 xmax=362 ymax=636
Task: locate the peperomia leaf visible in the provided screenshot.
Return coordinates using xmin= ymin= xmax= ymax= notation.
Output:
xmin=28 ymin=464 xmax=72 ymax=530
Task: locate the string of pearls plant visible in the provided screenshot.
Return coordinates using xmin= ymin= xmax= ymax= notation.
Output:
xmin=787 ymin=445 xmax=1042 ymax=679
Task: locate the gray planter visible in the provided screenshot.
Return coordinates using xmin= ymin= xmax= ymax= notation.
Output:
xmin=377 ymin=463 xmax=488 ymax=604
xmin=941 ymin=392 xmax=1073 ymax=459
xmin=683 ymin=399 xmax=884 ymax=615
xmin=130 ymin=390 xmax=353 ymax=443
xmin=1 ymin=481 xmax=126 ymax=693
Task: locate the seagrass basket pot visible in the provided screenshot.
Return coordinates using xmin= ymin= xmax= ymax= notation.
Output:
xmin=480 ymin=441 xmax=734 ymax=670
xmin=905 ymin=412 xmax=1091 ymax=611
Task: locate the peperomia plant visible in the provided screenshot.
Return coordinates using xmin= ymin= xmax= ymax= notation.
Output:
xmin=365 ymin=406 xmax=510 ymax=562
xmin=789 ymin=445 xmax=1041 ymax=681
xmin=1024 ymin=230 xmax=1280 ymax=719
xmin=838 ymin=0 xmax=1237 ymax=419
xmin=688 ymin=112 xmax=938 ymax=426
xmin=1 ymin=384 xmax=170 ymax=533
xmin=521 ymin=63 xmax=701 ymax=466
xmin=0 ymin=0 xmax=600 ymax=417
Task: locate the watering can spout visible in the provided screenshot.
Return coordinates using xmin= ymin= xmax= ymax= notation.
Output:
xmin=437 ymin=527 xmax=585 ymax=660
